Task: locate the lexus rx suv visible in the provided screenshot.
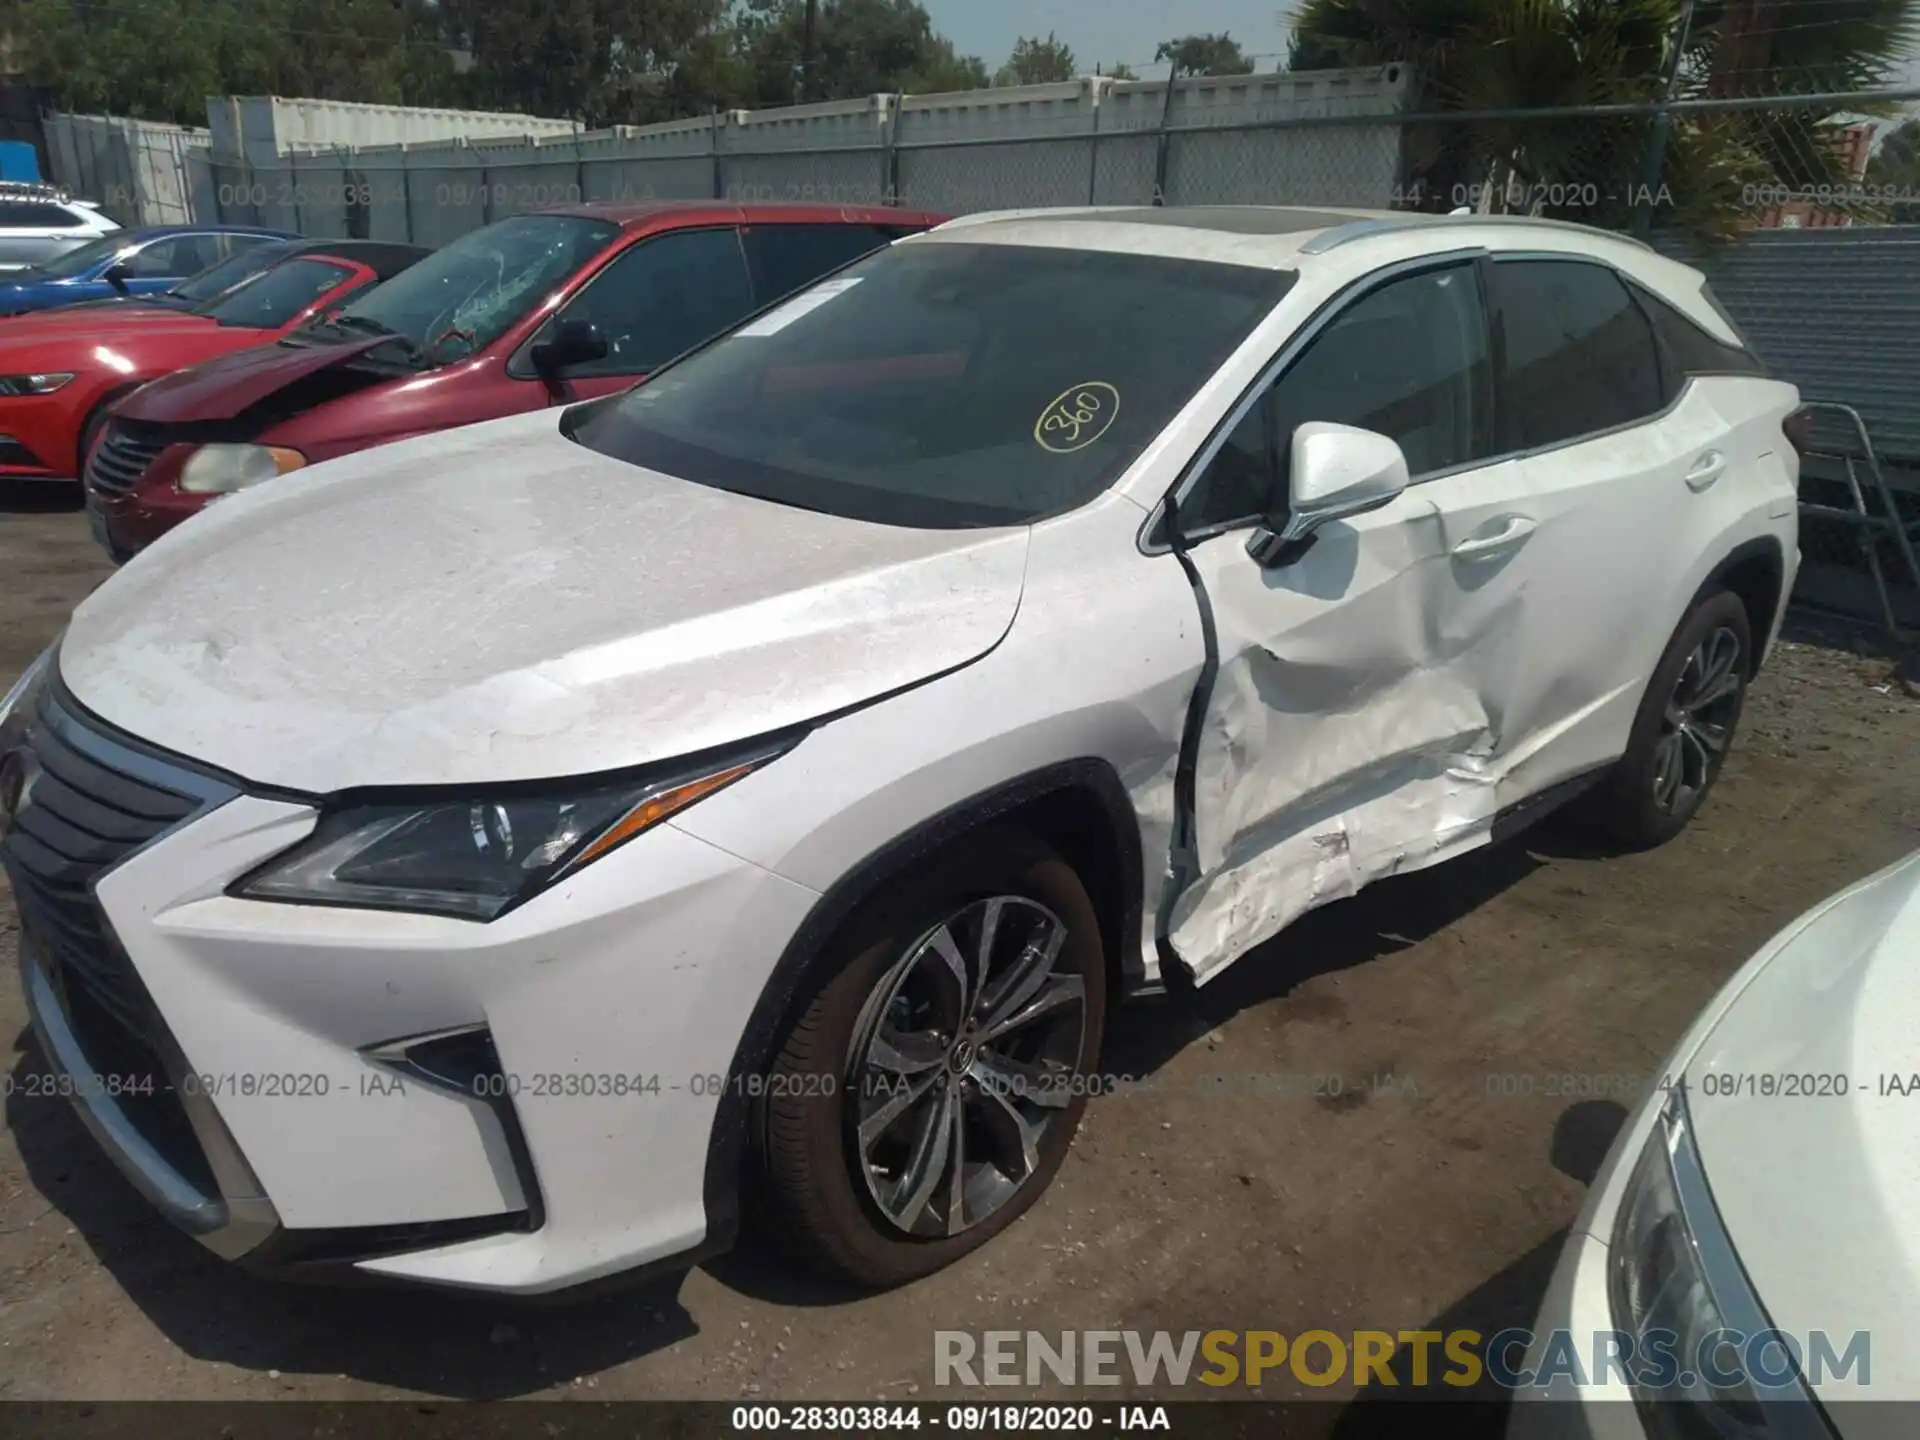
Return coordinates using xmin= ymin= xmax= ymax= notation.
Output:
xmin=0 ymin=206 xmax=1802 ymax=1295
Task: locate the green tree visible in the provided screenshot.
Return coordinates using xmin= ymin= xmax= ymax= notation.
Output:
xmin=1103 ymin=62 xmax=1139 ymax=81
xmin=1155 ymin=33 xmax=1255 ymax=77
xmin=14 ymin=0 xmax=460 ymax=124
xmin=995 ymin=32 xmax=1076 ymax=86
xmin=726 ymin=0 xmax=986 ymax=105
xmin=439 ymin=0 xmax=726 ymax=124
xmin=1867 ymin=116 xmax=1920 ymax=218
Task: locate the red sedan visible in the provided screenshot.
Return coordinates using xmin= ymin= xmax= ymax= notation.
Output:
xmin=0 ymin=241 xmax=426 ymax=486
xmin=84 ymin=202 xmax=944 ymax=560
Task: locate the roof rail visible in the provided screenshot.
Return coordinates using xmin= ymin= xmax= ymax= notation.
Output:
xmin=0 ymin=180 xmax=67 ymax=198
xmin=1300 ymin=212 xmax=1656 ymax=256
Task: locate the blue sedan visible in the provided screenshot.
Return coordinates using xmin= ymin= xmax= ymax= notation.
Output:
xmin=0 ymin=224 xmax=298 ymax=316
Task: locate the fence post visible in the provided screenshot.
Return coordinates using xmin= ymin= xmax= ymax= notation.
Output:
xmin=398 ymin=145 xmax=413 ymax=244
xmin=883 ymin=95 xmax=902 ymax=206
xmin=480 ymin=152 xmax=493 ymax=224
xmin=1152 ymin=70 xmax=1180 ymax=206
xmin=1635 ymin=0 xmax=1698 ymax=237
xmin=711 ymin=107 xmax=725 ymax=200
xmin=575 ymin=135 xmax=587 ymax=204
xmin=1087 ymin=80 xmax=1103 ymax=205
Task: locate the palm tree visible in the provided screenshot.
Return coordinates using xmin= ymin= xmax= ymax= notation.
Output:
xmin=1290 ymin=0 xmax=1920 ymax=234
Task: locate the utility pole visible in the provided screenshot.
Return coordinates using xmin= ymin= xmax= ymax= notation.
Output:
xmin=1633 ymin=0 xmax=1697 ymax=237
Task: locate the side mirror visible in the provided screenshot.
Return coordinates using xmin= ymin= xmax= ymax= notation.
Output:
xmin=1246 ymin=421 xmax=1410 ymax=568
xmin=103 ymin=260 xmax=130 ymax=292
xmin=530 ymin=318 xmax=608 ymax=381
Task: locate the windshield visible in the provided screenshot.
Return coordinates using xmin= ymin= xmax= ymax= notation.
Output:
xmin=196 ymin=257 xmax=350 ymax=328
xmin=565 ymin=241 xmax=1291 ymax=528
xmin=172 ymin=241 xmax=291 ymax=302
xmin=31 ymin=235 xmax=125 ymax=281
xmin=336 ymin=214 xmax=618 ymax=360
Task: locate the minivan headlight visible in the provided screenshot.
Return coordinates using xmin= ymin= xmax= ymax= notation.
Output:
xmin=234 ymin=741 xmax=789 ymax=921
xmin=178 ymin=443 xmax=306 ymax=495
xmin=1610 ymin=1087 xmax=1831 ymax=1435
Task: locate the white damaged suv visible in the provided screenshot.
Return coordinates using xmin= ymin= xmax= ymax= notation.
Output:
xmin=0 ymin=206 xmax=1801 ymax=1293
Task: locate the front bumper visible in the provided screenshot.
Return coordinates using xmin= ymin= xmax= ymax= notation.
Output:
xmin=4 ymin=680 xmax=821 ymax=1293
xmin=86 ymin=476 xmax=206 ymax=559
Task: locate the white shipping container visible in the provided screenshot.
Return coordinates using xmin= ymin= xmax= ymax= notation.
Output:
xmin=207 ymin=95 xmax=580 ymax=167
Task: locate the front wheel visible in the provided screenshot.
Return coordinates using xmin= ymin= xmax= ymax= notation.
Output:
xmin=757 ymin=829 xmax=1107 ymax=1287
xmin=1592 ymin=590 xmax=1752 ymax=849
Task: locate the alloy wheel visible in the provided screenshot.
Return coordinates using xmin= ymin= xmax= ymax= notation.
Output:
xmin=848 ymin=895 xmax=1087 ymax=1238
xmin=1652 ymin=624 xmax=1743 ymax=815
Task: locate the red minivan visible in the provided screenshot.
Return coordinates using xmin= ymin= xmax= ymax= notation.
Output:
xmin=85 ymin=200 xmax=945 ymax=559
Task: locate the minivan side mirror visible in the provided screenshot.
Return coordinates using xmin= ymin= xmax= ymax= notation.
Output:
xmin=1246 ymin=421 xmax=1410 ymax=568
xmin=530 ymin=318 xmax=609 ymax=382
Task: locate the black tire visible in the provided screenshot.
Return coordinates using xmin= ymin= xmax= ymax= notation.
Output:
xmin=756 ymin=828 xmax=1107 ymax=1288
xmin=1590 ymin=590 xmax=1752 ymax=849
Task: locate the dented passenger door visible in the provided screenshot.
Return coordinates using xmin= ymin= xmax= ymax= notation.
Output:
xmin=1165 ymin=258 xmax=1527 ymax=984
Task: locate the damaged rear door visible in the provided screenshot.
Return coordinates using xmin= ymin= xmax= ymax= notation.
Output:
xmin=1165 ymin=256 xmax=1538 ymax=983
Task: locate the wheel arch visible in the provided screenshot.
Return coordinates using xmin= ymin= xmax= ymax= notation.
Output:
xmin=76 ymin=381 xmax=146 ymax=473
xmin=1700 ymin=535 xmax=1785 ymax=676
xmin=699 ymin=757 xmax=1145 ymax=1254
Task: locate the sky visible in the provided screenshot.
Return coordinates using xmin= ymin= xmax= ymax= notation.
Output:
xmin=924 ymin=0 xmax=1300 ymax=76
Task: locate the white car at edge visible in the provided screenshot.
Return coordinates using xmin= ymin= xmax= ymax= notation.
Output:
xmin=1511 ymin=847 xmax=1920 ymax=1437
xmin=0 ymin=205 xmax=1802 ymax=1295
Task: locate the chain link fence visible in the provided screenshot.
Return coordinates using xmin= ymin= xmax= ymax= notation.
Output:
xmin=51 ymin=80 xmax=1920 ymax=629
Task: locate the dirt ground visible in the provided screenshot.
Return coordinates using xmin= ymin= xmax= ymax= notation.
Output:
xmin=1 ymin=482 xmax=1917 ymax=1425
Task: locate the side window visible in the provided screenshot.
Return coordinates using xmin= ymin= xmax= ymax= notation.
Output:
xmin=1181 ymin=394 xmax=1274 ymax=533
xmin=1630 ymin=281 xmax=1766 ymax=398
xmin=1182 ymin=265 xmax=1489 ymax=534
xmin=124 ymin=235 xmax=213 ymax=278
xmin=546 ymin=227 xmax=756 ymax=377
xmin=0 ymin=200 xmax=78 ymax=228
xmin=742 ymin=224 xmax=895 ymax=306
xmin=1490 ymin=259 xmax=1665 ymax=450
xmin=211 ymin=233 xmax=260 ymax=262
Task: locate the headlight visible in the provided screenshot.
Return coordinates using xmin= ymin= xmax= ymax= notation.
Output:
xmin=233 ymin=741 xmax=790 ymax=921
xmin=0 ymin=640 xmax=56 ymax=741
xmin=0 ymin=373 xmax=75 ymax=396
xmin=0 ymin=641 xmax=57 ymax=833
xmin=177 ymin=443 xmax=306 ymax=495
xmin=1610 ymin=1088 xmax=1831 ymax=1434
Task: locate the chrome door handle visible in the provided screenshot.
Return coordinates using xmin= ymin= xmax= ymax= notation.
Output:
xmin=1451 ymin=514 xmax=1537 ymax=559
xmin=1686 ymin=451 xmax=1728 ymax=492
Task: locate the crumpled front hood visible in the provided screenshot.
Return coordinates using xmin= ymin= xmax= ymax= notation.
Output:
xmin=114 ymin=332 xmax=390 ymax=421
xmin=60 ymin=408 xmax=1029 ymax=793
xmin=1684 ymin=850 xmax=1920 ymax=1405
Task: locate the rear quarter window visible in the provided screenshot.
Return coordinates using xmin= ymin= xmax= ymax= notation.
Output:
xmin=1630 ymin=280 xmax=1767 ymax=394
